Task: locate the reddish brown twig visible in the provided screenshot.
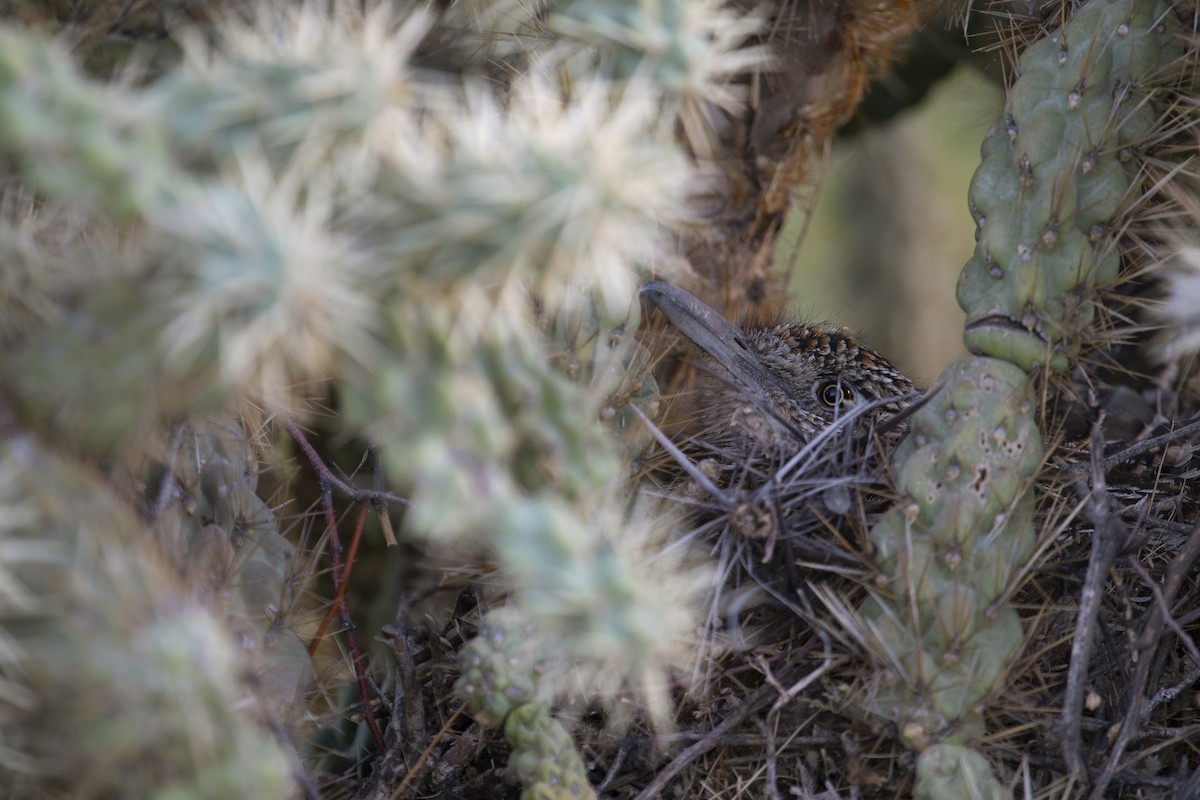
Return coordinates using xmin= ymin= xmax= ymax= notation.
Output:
xmin=307 ymin=502 xmax=368 ymax=656
xmin=284 ymin=415 xmax=411 ymax=508
xmin=285 ymin=416 xmax=389 ymax=754
xmin=316 ymin=479 xmax=386 ymax=754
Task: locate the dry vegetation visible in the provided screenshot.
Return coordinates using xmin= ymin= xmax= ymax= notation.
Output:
xmin=1 ymin=1 xmax=1200 ymax=799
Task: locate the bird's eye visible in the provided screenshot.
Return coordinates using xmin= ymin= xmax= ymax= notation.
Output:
xmin=818 ymin=381 xmax=854 ymax=408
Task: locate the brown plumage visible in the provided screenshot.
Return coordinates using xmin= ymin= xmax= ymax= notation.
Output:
xmin=640 ymin=279 xmax=920 ymax=605
xmin=641 ymin=281 xmax=917 ymax=460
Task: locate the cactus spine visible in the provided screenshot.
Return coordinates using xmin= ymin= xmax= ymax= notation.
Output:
xmin=859 ymin=0 xmax=1183 ymax=794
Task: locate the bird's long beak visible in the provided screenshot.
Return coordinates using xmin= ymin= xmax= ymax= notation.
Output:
xmin=640 ymin=281 xmax=790 ymax=400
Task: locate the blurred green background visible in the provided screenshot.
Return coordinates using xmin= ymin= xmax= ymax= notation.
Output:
xmin=780 ymin=64 xmax=1003 ymax=385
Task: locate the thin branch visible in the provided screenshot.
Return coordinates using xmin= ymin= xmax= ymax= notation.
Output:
xmin=597 ymin=738 xmax=635 ymax=793
xmin=286 ymin=415 xmax=389 ymax=754
xmin=371 ymin=446 xmax=398 ymax=546
xmin=366 ymin=601 xmax=432 ymax=798
xmin=1060 ymin=418 xmax=1128 ymax=789
xmin=1129 ymin=558 xmax=1200 ymax=666
xmin=761 ymin=629 xmax=837 ymax=800
xmin=631 ymin=667 xmax=804 ymax=800
xmin=1089 ymin=520 xmax=1200 ymax=800
xmin=388 ymin=704 xmax=466 ymax=800
xmin=307 ymin=503 xmax=368 ymax=655
xmin=316 ymin=480 xmax=387 ymax=754
xmin=1145 ymin=665 xmax=1200 ymax=717
xmin=150 ymin=422 xmax=187 ymax=520
xmin=628 ymin=401 xmax=732 ymax=506
xmin=284 ymin=415 xmax=411 ymax=508
xmin=1065 ymin=414 xmax=1200 ymax=474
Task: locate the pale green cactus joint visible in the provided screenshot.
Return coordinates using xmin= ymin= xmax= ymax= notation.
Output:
xmin=914 ymin=744 xmax=1010 ymax=800
xmin=863 ymin=358 xmax=1039 ymax=748
xmin=457 ymin=612 xmax=596 ymax=800
xmin=866 ymin=0 xmax=1185 ymax=793
xmin=549 ymin=0 xmax=765 ymax=104
xmin=958 ymin=0 xmax=1181 ymax=372
xmin=0 ymin=436 xmax=296 ymax=799
xmin=0 ymin=29 xmax=175 ymax=220
xmin=161 ymin=417 xmax=315 ymax=716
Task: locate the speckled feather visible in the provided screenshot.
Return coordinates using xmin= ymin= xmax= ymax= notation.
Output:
xmin=692 ymin=318 xmax=915 ymax=452
xmin=641 ymin=282 xmax=916 ymax=456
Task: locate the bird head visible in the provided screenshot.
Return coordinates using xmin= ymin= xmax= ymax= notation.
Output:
xmin=640 ymin=280 xmax=916 ymax=453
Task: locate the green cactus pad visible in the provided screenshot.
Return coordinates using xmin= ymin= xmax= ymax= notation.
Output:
xmin=915 ymin=744 xmax=1009 ymax=800
xmin=0 ymin=437 xmax=294 ymax=799
xmin=456 ymin=611 xmax=546 ymax=727
xmin=958 ymin=0 xmax=1181 ymax=371
xmin=864 ymin=357 xmax=1040 ymax=744
xmin=504 ymin=703 xmax=596 ymax=800
xmin=0 ymin=28 xmax=174 ymax=219
xmin=456 ymin=611 xmax=595 ymax=799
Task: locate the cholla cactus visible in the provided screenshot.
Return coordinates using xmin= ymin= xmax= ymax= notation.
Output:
xmin=0 ymin=436 xmax=296 ymax=799
xmin=11 ymin=0 xmax=1194 ymax=796
xmin=957 ymin=0 xmax=1182 ymax=373
xmin=852 ymin=0 xmax=1190 ymax=795
xmin=456 ymin=611 xmax=595 ymax=800
xmin=1157 ymin=244 xmax=1200 ymax=360
xmin=0 ymin=27 xmax=176 ymax=219
xmin=0 ymin=1 xmax=746 ymax=796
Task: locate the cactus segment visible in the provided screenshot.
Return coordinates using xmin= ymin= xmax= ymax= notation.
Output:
xmin=914 ymin=744 xmax=1010 ymax=800
xmin=457 ymin=612 xmax=546 ymax=728
xmin=958 ymin=0 xmax=1181 ymax=371
xmin=549 ymin=0 xmax=764 ymax=111
xmin=862 ymin=357 xmax=1039 ymax=773
xmin=0 ymin=29 xmax=175 ymax=219
xmin=873 ymin=3 xmax=1187 ymax=792
xmin=0 ymin=437 xmax=295 ymax=798
xmin=157 ymin=416 xmax=315 ymax=720
xmin=457 ymin=611 xmax=595 ymax=800
xmin=505 ymin=704 xmax=596 ymax=800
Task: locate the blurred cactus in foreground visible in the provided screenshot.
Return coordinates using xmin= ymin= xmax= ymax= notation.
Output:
xmin=0 ymin=1 xmax=743 ymax=797
xmin=456 ymin=611 xmax=595 ymax=800
xmin=2 ymin=0 xmax=1198 ymax=797
xmin=1157 ymin=243 xmax=1200 ymax=361
xmin=0 ymin=435 xmax=296 ymax=799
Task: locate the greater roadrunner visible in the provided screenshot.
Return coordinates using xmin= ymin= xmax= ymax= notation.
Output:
xmin=641 ymin=281 xmax=916 ymax=455
xmin=640 ymin=280 xmax=920 ymax=570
